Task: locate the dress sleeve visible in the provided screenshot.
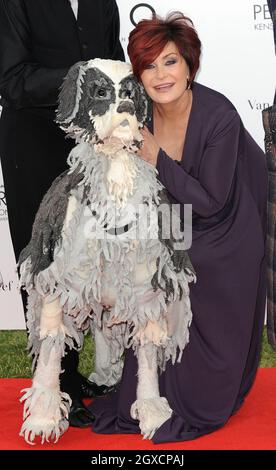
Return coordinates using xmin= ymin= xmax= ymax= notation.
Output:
xmin=104 ymin=0 xmax=125 ymax=61
xmin=156 ymin=110 xmax=241 ymax=217
xmin=0 ymin=0 xmax=69 ymax=108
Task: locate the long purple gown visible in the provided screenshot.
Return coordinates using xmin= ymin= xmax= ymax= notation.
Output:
xmin=89 ymin=82 xmax=268 ymax=443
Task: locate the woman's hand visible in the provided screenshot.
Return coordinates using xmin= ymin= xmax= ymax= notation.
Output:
xmin=137 ymin=126 xmax=160 ymax=167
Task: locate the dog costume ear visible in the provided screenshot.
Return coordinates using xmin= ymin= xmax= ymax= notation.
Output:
xmin=135 ymin=79 xmax=152 ymax=126
xmin=136 ymin=81 xmax=152 ymax=127
xmin=56 ymin=61 xmax=87 ymax=125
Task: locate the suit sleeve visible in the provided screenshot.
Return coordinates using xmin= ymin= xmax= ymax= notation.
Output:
xmin=104 ymin=0 xmax=125 ymax=61
xmin=0 ymin=0 xmax=69 ymax=108
xmin=156 ymin=110 xmax=241 ymax=218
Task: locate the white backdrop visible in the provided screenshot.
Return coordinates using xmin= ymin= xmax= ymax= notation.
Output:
xmin=0 ymin=0 xmax=274 ymax=329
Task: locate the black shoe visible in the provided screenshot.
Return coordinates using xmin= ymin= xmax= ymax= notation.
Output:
xmin=80 ymin=378 xmax=118 ymax=399
xmin=68 ymin=397 xmax=95 ymax=428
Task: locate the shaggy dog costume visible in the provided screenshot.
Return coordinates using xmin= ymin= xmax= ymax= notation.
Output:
xmin=19 ymin=59 xmax=196 ymax=444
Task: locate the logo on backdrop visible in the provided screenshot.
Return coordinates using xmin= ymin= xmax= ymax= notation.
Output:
xmin=253 ymin=4 xmax=273 ymax=31
xmin=0 ymin=184 xmax=8 ymax=221
xmin=0 ymin=275 xmax=15 ymax=293
xmin=130 ymin=3 xmax=155 ymax=26
xmin=248 ymin=98 xmax=270 ymax=111
xmin=0 ymin=269 xmax=15 ymax=293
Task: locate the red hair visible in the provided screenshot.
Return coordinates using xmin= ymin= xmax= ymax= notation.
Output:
xmin=128 ymin=12 xmax=201 ymax=83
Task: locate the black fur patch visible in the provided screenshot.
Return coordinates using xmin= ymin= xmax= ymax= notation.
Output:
xmin=56 ymin=61 xmax=87 ymax=124
xmin=71 ymin=68 xmax=116 ymax=141
xmin=119 ymin=75 xmax=148 ymax=125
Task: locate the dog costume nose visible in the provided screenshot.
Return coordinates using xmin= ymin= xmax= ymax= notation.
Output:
xmin=117 ymin=101 xmax=135 ymax=115
xmin=119 ymin=119 xmax=130 ymax=127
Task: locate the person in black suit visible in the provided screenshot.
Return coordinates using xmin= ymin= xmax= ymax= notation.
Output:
xmin=0 ymin=0 xmax=125 ymax=427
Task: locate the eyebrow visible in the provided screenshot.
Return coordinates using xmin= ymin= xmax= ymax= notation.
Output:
xmin=162 ymin=52 xmax=179 ymax=58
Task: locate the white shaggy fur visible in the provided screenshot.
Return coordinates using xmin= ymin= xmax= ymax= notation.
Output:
xmin=20 ymin=326 xmax=71 ymax=444
xmin=131 ymin=345 xmax=172 ymax=439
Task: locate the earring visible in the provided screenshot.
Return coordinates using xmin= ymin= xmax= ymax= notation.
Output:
xmin=186 ymin=77 xmax=191 ymax=90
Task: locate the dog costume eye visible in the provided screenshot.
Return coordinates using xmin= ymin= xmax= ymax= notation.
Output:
xmin=97 ymin=88 xmax=107 ymax=97
xmin=123 ymin=89 xmax=132 ymax=99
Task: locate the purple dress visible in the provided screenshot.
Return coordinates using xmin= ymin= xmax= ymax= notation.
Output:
xmin=89 ymin=82 xmax=268 ymax=443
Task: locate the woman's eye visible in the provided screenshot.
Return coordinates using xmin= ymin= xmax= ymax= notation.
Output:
xmin=165 ymin=60 xmax=177 ymax=66
xmin=144 ymin=64 xmax=155 ymax=70
xmin=97 ymin=88 xmax=107 ymax=97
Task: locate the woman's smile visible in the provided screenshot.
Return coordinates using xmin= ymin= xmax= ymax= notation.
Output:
xmin=154 ymin=82 xmax=175 ymax=92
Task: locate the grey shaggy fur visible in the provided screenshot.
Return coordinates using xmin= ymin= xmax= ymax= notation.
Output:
xmin=19 ymin=169 xmax=84 ymax=275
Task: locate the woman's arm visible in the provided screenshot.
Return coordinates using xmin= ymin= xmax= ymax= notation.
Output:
xmin=156 ymin=110 xmax=241 ymax=218
xmin=0 ymin=0 xmax=68 ymax=108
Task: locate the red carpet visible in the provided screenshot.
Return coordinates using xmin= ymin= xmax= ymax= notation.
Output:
xmin=1 ymin=368 xmax=276 ymax=450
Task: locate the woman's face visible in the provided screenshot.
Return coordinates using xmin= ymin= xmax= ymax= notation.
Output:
xmin=140 ymin=41 xmax=190 ymax=105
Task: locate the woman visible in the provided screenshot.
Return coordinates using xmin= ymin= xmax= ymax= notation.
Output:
xmin=89 ymin=12 xmax=267 ymax=442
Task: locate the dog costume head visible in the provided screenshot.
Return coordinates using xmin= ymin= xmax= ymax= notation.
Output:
xmin=56 ymin=59 xmax=149 ymax=154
